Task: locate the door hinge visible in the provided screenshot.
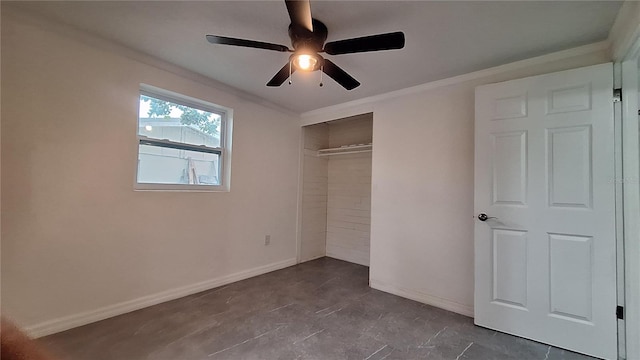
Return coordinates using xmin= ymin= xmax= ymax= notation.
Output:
xmin=617 ymin=305 xmax=624 ymax=320
xmin=613 ymin=88 xmax=622 ymax=103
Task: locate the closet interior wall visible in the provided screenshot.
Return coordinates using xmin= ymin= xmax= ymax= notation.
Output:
xmin=326 ymin=115 xmax=372 ymax=266
xmin=299 ymin=123 xmax=329 ymax=262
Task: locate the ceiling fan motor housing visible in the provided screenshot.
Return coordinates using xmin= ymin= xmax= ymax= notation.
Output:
xmin=288 ymin=18 xmax=328 ymax=53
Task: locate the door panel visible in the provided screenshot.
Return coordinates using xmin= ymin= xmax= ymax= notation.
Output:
xmin=547 ymin=125 xmax=592 ymax=208
xmin=474 ymin=63 xmax=616 ymax=359
xmin=492 ymin=229 xmax=528 ymax=308
xmin=548 ymin=233 xmax=593 ymax=322
xmin=492 ymin=131 xmax=528 ymax=205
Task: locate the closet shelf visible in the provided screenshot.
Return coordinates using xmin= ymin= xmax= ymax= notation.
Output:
xmin=317 ymin=144 xmax=372 ymax=157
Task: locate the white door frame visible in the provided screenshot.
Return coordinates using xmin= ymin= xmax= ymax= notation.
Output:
xmin=615 ymin=33 xmax=640 ymax=360
xmin=296 ymin=126 xmax=305 ymax=264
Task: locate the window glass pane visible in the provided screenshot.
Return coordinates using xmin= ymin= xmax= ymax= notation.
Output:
xmin=139 ymin=94 xmax=222 ymax=147
xmin=137 ymin=144 xmax=220 ymax=185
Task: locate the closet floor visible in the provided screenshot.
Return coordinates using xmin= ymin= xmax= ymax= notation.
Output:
xmin=42 ymin=258 xmax=593 ymax=360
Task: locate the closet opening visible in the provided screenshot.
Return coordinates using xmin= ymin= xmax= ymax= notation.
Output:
xmin=299 ymin=113 xmax=373 ymax=268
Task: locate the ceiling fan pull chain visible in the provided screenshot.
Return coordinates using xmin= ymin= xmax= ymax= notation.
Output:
xmin=319 ymin=66 xmax=324 ymax=87
xmin=288 ymin=60 xmax=293 ymax=85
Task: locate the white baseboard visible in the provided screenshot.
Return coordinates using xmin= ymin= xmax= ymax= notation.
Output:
xmin=370 ymin=278 xmax=474 ymax=318
xmin=325 ymin=253 xmax=369 ymax=267
xmin=26 ymin=258 xmax=297 ymax=338
xmin=298 ymin=254 xmax=325 ymax=263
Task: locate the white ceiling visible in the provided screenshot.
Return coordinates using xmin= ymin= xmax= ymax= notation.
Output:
xmin=7 ymin=1 xmax=622 ymax=113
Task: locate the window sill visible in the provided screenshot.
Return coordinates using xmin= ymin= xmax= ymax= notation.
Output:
xmin=134 ymin=183 xmax=229 ymax=192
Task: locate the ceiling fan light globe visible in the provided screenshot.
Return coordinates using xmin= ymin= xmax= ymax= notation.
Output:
xmin=294 ymin=54 xmax=318 ymax=71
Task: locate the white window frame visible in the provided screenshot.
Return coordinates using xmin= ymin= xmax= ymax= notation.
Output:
xmin=135 ymin=84 xmax=233 ymax=192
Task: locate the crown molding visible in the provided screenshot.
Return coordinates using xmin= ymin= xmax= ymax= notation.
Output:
xmin=2 ymin=4 xmax=613 ymax=125
xmin=300 ymin=40 xmax=610 ymax=126
xmin=608 ymin=0 xmax=640 ymax=61
xmin=2 ymin=5 xmax=299 ymax=118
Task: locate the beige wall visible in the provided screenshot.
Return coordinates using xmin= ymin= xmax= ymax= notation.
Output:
xmin=302 ymin=47 xmax=611 ymax=316
xmin=1 ymin=10 xmax=300 ymax=334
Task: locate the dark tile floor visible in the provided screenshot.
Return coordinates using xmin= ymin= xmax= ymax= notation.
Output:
xmin=42 ymin=258 xmax=594 ymax=360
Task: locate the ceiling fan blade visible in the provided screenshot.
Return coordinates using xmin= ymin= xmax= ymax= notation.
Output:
xmin=206 ymin=35 xmax=290 ymax=52
xmin=267 ymin=63 xmax=296 ymax=87
xmin=285 ymin=0 xmax=313 ymax=32
xmin=322 ymin=59 xmax=360 ymax=90
xmin=324 ymin=32 xmax=405 ymax=55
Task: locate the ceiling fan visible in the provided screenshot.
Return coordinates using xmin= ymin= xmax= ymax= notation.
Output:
xmin=206 ymin=0 xmax=405 ymax=90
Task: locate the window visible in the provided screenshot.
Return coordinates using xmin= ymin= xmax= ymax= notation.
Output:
xmin=136 ymin=85 xmax=232 ymax=191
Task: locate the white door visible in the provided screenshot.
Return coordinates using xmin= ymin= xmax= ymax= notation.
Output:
xmin=474 ymin=63 xmax=617 ymax=359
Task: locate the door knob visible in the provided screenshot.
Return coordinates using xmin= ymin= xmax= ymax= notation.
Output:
xmin=477 ymin=213 xmax=497 ymax=221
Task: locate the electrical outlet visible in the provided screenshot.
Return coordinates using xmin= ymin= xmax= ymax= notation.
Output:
xmin=264 ymin=235 xmax=271 ymax=246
